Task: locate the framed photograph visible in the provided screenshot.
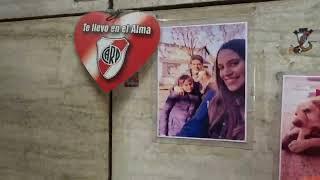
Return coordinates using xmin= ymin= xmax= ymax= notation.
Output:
xmin=157 ymin=22 xmax=248 ymax=142
xmin=280 ymin=75 xmax=320 ymax=180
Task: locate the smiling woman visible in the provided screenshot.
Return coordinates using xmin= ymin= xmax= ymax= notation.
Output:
xmin=217 ymin=49 xmax=245 ymax=92
xmin=208 ymin=39 xmax=246 ymax=140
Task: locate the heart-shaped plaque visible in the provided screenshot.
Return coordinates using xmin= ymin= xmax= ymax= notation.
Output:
xmin=74 ymin=11 xmax=160 ymax=93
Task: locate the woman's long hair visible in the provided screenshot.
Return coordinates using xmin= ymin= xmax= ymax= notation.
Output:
xmin=208 ymin=39 xmax=246 ymax=140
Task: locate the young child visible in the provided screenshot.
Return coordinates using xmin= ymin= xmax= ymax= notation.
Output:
xmin=159 ymin=75 xmax=201 ymax=136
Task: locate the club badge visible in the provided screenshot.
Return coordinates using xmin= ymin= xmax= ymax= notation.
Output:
xmin=97 ymin=37 xmax=129 ymax=79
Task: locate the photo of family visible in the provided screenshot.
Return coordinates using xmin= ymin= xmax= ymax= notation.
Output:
xmin=280 ymin=75 xmax=320 ymax=180
xmin=157 ymin=22 xmax=247 ymax=142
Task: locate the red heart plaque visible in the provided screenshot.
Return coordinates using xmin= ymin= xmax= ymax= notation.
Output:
xmin=74 ymin=11 xmax=160 ymax=93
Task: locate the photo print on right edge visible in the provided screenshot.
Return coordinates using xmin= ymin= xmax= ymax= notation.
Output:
xmin=280 ymin=75 xmax=320 ymax=180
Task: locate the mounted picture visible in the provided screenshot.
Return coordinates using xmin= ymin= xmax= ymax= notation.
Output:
xmin=157 ymin=22 xmax=247 ymax=142
xmin=280 ymin=75 xmax=320 ymax=180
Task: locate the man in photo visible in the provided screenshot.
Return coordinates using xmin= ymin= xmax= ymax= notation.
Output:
xmin=173 ymin=55 xmax=205 ymax=98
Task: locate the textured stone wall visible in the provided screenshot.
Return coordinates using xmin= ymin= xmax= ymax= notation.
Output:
xmin=0 ymin=0 xmax=320 ymax=180
xmin=0 ymin=17 xmax=109 ymax=180
xmin=112 ymin=0 xmax=320 ymax=180
xmin=0 ymin=0 xmax=109 ymax=20
xmin=113 ymin=0 xmax=227 ymax=9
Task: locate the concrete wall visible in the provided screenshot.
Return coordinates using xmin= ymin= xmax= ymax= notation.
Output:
xmin=112 ymin=0 xmax=320 ymax=180
xmin=0 ymin=17 xmax=109 ymax=180
xmin=112 ymin=0 xmax=278 ymax=10
xmin=0 ymin=0 xmax=320 ymax=180
xmin=113 ymin=0 xmax=227 ymax=9
xmin=0 ymin=0 xmax=109 ymax=20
